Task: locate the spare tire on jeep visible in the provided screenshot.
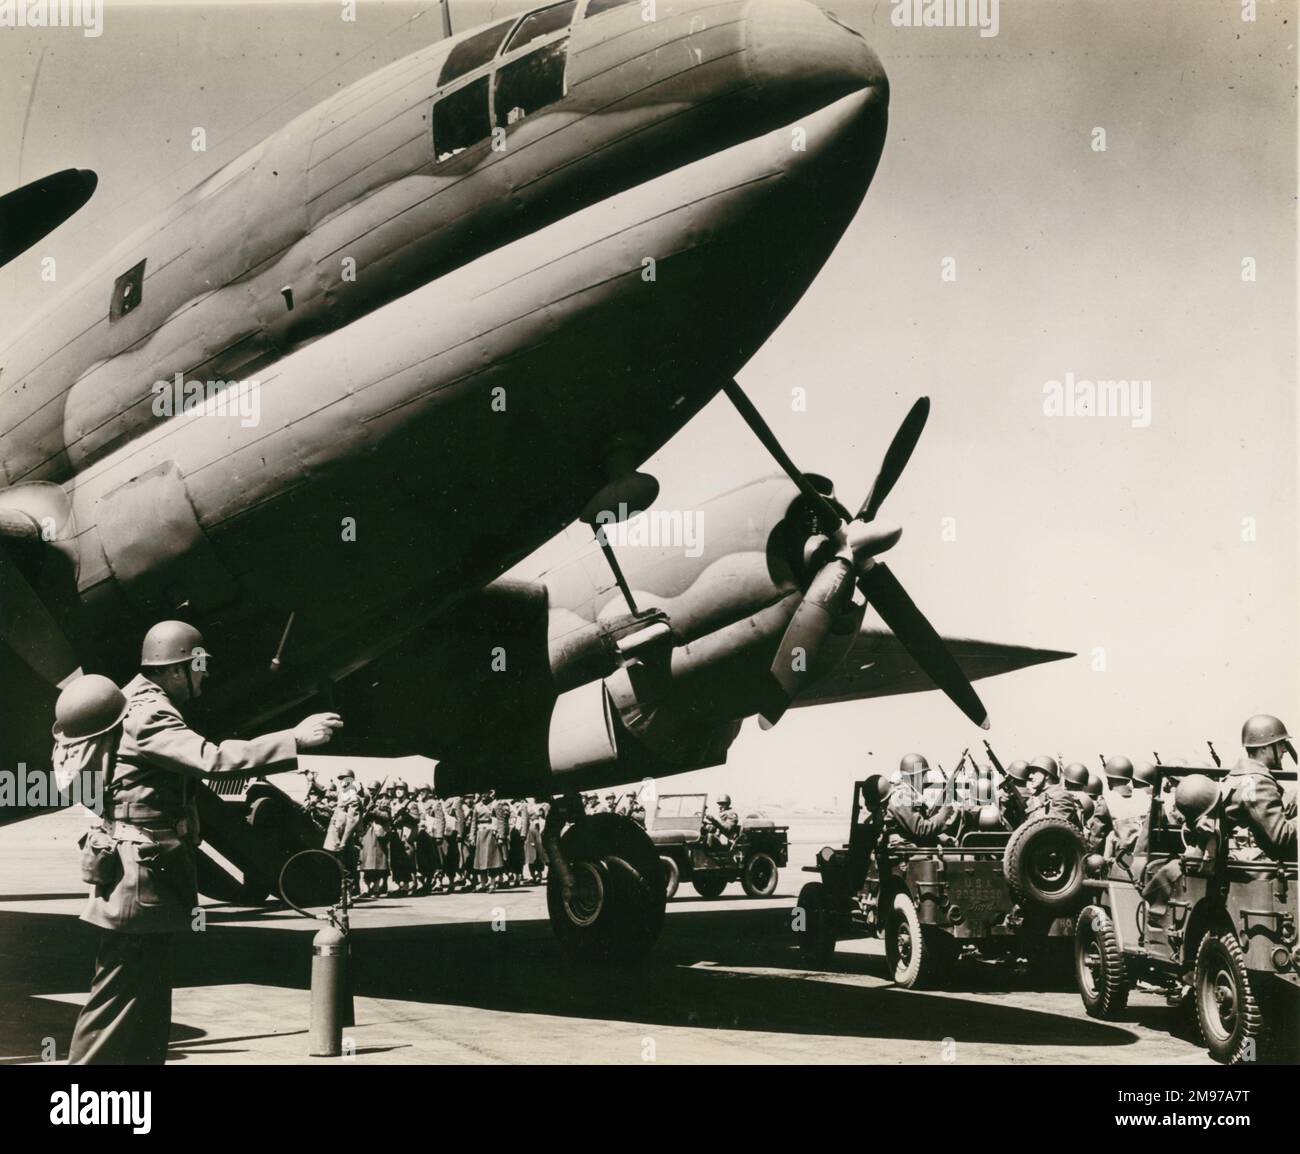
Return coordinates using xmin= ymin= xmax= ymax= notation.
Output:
xmin=1003 ymin=816 xmax=1086 ymax=914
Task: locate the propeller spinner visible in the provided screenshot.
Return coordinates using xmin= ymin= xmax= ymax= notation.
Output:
xmin=721 ymin=381 xmax=989 ymax=731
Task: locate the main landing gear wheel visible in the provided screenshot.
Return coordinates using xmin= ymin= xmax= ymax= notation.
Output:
xmin=547 ymin=813 xmax=665 ymax=965
xmin=659 ymin=855 xmax=680 ymax=900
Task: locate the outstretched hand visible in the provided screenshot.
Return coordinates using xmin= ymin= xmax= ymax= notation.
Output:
xmin=295 ymin=712 xmax=343 ymax=750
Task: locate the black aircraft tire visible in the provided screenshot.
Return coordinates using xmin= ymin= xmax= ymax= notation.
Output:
xmin=885 ymin=892 xmax=946 ymax=989
xmin=1075 ymin=905 xmax=1129 ymax=1020
xmin=660 ymin=855 xmax=680 ymax=901
xmin=692 ymin=876 xmax=728 ymax=899
xmin=547 ymin=814 xmax=665 ymax=966
xmin=1195 ymin=931 xmax=1265 ymax=1064
xmin=794 ymin=881 xmax=836 ymax=965
xmin=1004 ymin=816 xmax=1087 ymax=914
xmin=741 ymin=851 xmax=780 ymax=898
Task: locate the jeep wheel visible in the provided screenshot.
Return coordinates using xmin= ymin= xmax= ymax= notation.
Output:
xmin=1195 ymin=931 xmax=1264 ymax=1064
xmin=692 ymin=875 xmax=728 ymax=899
xmin=1004 ymin=816 xmax=1086 ymax=914
xmin=1076 ymin=905 xmax=1128 ymax=1019
xmin=885 ymin=892 xmax=950 ymax=989
xmin=794 ymin=881 xmax=836 ymax=965
xmin=660 ymin=855 xmax=680 ymax=901
xmin=741 ymin=852 xmax=779 ymax=898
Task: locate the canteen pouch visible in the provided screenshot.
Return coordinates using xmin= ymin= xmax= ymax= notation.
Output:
xmin=79 ymin=828 xmax=122 ymax=889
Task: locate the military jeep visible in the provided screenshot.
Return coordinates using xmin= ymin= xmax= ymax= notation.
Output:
xmin=1075 ymin=765 xmax=1298 ymax=1064
xmin=794 ymin=779 xmax=1089 ymax=988
xmin=650 ymin=793 xmax=788 ymax=899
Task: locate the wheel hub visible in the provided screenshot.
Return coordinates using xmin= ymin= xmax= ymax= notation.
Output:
xmin=562 ymin=861 xmax=605 ymax=927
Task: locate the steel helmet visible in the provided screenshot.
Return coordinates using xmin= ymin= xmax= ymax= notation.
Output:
xmin=862 ymin=774 xmax=893 ymax=809
xmin=1084 ymin=772 xmax=1104 ymax=799
xmin=1133 ymin=761 xmax=1160 ymax=790
xmin=899 ymin=752 xmax=928 ymax=774
xmin=52 ymin=674 xmax=128 ymax=740
xmin=1241 ymin=714 xmax=1295 ymax=756
xmin=1103 ymin=756 xmax=1134 ymax=785
xmin=1003 ymin=760 xmax=1031 ymax=784
xmin=976 ymin=805 xmax=1004 ymax=831
xmin=1174 ymin=774 xmax=1221 ymax=825
xmin=1063 ymin=762 xmax=1090 ymax=791
xmin=1030 ymin=755 xmax=1059 ymax=782
xmin=140 ymin=620 xmax=208 ymax=667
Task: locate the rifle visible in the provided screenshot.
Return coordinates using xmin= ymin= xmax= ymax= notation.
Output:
xmin=1098 ymin=754 xmax=1107 ymax=771
xmin=986 ymin=741 xmax=1026 ymax=826
xmin=983 ymin=739 xmax=1005 ymax=776
xmin=1153 ymin=751 xmax=1162 ymax=765
xmin=1206 ymin=741 xmax=1221 ymax=768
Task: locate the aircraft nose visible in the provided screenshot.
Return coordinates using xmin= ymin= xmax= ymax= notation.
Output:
xmin=744 ymin=0 xmax=889 ymax=117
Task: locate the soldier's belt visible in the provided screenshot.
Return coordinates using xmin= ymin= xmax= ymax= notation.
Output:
xmin=105 ymin=817 xmax=192 ymax=842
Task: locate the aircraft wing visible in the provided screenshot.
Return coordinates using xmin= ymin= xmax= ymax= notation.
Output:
xmin=790 ymin=627 xmax=1074 ymax=710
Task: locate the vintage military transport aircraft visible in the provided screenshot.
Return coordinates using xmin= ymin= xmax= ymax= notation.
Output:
xmin=0 ymin=0 xmax=1069 ymax=961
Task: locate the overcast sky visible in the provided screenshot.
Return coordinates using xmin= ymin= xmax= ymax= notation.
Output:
xmin=2 ymin=1 xmax=1295 ymax=808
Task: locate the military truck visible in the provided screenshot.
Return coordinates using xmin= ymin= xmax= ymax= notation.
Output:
xmin=794 ymin=779 xmax=1089 ymax=987
xmin=650 ymin=792 xmax=788 ymax=899
xmin=1075 ymin=765 xmax=1298 ymax=1064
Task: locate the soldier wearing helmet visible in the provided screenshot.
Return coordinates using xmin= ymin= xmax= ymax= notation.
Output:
xmin=1220 ymin=715 xmax=1296 ymax=861
xmin=1063 ymin=763 xmax=1091 ymax=792
xmin=1133 ymin=761 xmax=1160 ymax=793
xmin=885 ymin=754 xmax=953 ymax=846
xmin=1025 ymin=756 xmax=1085 ymax=827
xmin=66 ymin=621 xmax=343 ymax=1066
xmin=997 ymin=760 xmax=1032 ymax=827
xmin=1103 ymin=756 xmax=1134 ymax=796
xmin=704 ymin=793 xmax=740 ymax=849
xmin=1173 ymin=774 xmax=1223 ymax=860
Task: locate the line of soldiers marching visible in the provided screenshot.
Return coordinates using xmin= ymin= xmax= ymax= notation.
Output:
xmin=306 ymin=773 xmax=551 ymax=896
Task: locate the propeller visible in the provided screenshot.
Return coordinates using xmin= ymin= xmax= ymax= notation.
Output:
xmin=721 ymin=381 xmax=988 ymax=730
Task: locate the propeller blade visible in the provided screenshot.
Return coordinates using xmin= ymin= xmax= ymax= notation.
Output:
xmin=859 ymin=561 xmax=990 ymax=729
xmin=723 ymin=381 xmax=842 ymax=530
xmin=857 ymin=397 xmax=930 ymax=522
xmin=762 ymin=558 xmax=858 ymax=726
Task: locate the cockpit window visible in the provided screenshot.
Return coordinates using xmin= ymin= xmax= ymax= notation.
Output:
xmin=433 ymin=75 xmax=491 ymax=163
xmin=494 ymin=39 xmax=568 ymax=129
xmin=504 ymin=1 xmax=577 ymax=54
xmin=585 ymin=0 xmax=637 ymax=16
xmin=438 ymin=18 xmax=514 ymax=86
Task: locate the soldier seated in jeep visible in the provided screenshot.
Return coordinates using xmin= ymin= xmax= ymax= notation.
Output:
xmin=1074 ymin=727 xmax=1298 ymax=1064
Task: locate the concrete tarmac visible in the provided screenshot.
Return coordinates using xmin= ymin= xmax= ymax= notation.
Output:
xmin=0 ymin=808 xmax=1213 ymax=1065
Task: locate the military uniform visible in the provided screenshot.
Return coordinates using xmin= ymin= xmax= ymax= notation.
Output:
xmin=885 ymin=781 xmax=952 ymax=846
xmin=1025 ymin=781 xmax=1085 ymax=827
xmin=1222 ymin=757 xmax=1296 ymax=861
xmin=68 ymin=674 xmax=296 ymax=1064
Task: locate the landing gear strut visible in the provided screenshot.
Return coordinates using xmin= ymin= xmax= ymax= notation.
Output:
xmin=544 ymin=796 xmax=666 ymax=965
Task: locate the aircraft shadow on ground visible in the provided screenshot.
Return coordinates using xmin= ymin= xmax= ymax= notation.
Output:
xmin=0 ymin=903 xmax=1144 ymax=1059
